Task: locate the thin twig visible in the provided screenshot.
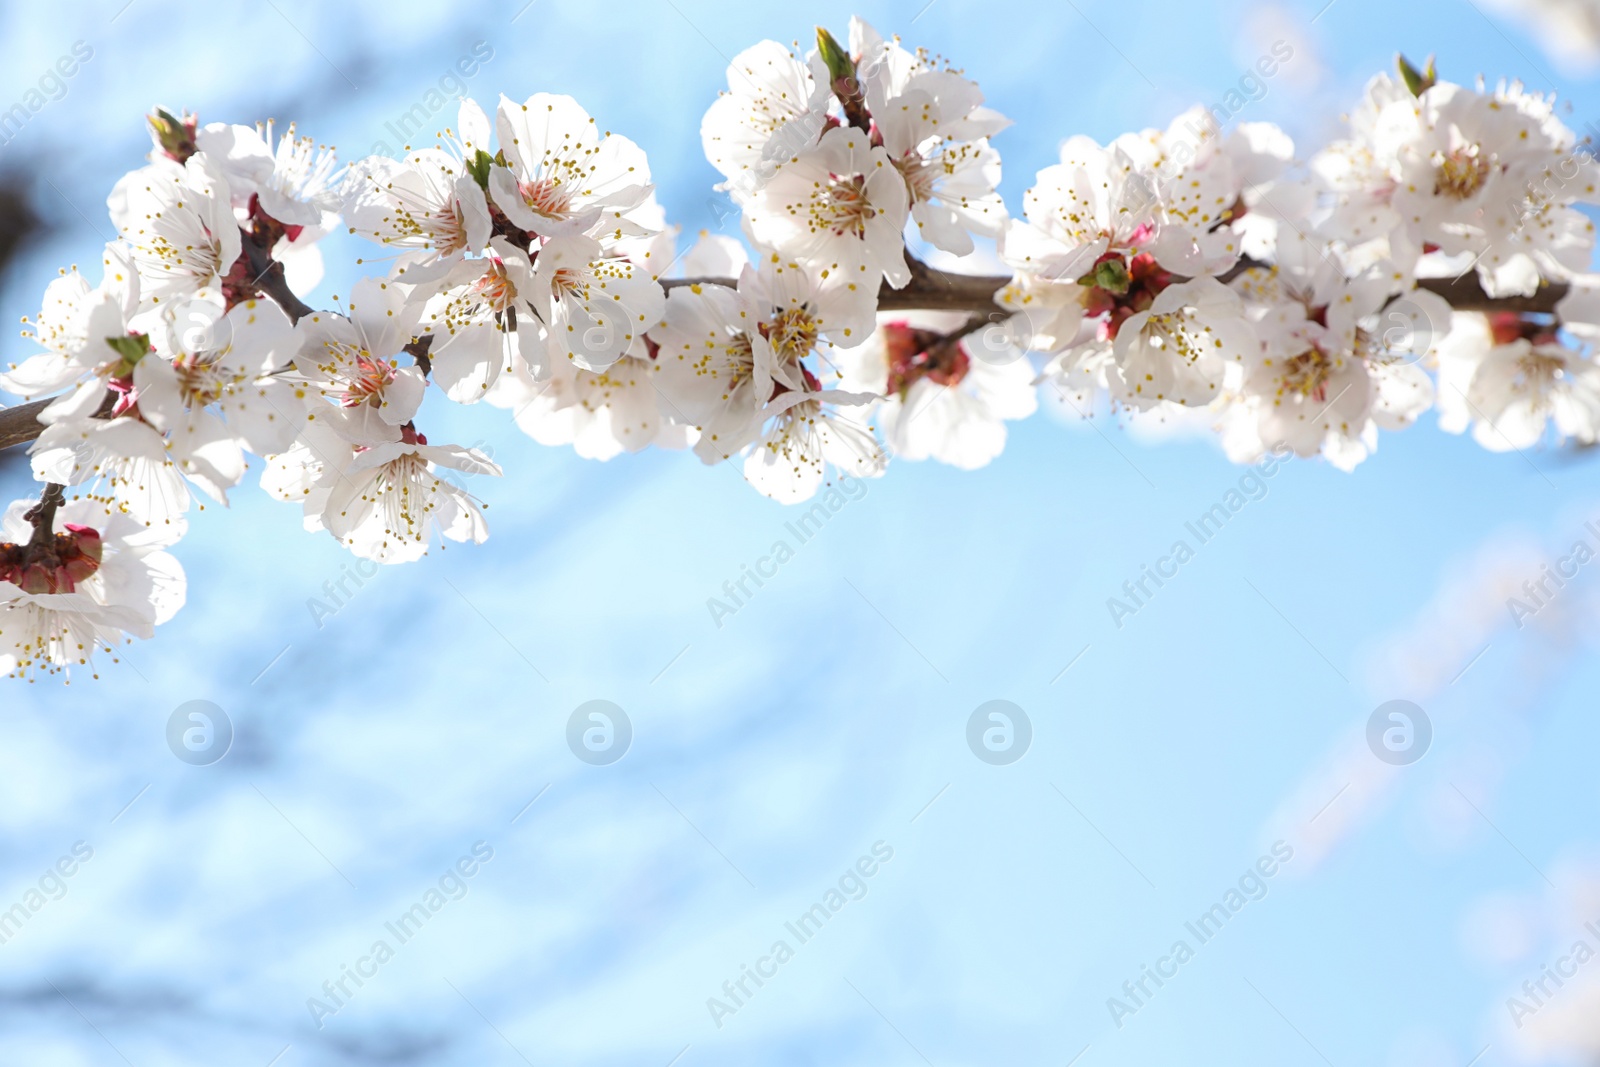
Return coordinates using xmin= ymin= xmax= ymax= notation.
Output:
xmin=22 ymin=482 xmax=66 ymax=549
xmin=404 ymin=335 xmax=434 ymax=378
xmin=0 ymin=227 xmax=311 ymax=453
xmin=240 ymin=226 xmax=315 ymax=323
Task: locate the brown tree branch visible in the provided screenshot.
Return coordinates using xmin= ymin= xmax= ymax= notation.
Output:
xmin=0 ymin=388 xmax=117 ymax=457
xmin=664 ymin=262 xmax=1572 ymax=315
xmin=663 ymin=262 xmax=1013 ymax=314
xmin=0 ymin=227 xmax=316 ymax=456
xmin=240 ymin=227 xmax=315 ymax=323
xmin=404 ymin=335 xmax=434 ymax=377
xmin=0 ymin=260 xmax=1575 ymax=457
xmin=22 ymin=482 xmax=66 ymax=550
xmin=0 ymin=398 xmax=53 ymax=452
xmin=1415 ymin=274 xmax=1566 ymax=313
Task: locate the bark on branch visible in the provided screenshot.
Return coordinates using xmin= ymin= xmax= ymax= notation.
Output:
xmin=662 ymin=261 xmax=1013 ymax=314
xmin=1413 ymin=274 xmax=1567 ymax=314
xmin=0 ymin=227 xmax=315 ymax=457
xmin=0 ymin=398 xmax=53 ymax=452
xmin=0 ymin=260 xmax=1574 ymax=457
xmin=239 ymin=226 xmax=314 ymax=323
xmin=663 ymin=263 xmax=1569 ymax=315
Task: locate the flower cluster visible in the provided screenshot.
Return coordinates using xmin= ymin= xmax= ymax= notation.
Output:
xmin=2 ymin=29 xmax=1598 ymax=679
xmin=1010 ymin=57 xmax=1600 ymax=469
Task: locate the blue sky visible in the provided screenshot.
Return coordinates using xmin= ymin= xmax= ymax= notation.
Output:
xmin=2 ymin=1 xmax=1600 ymax=1065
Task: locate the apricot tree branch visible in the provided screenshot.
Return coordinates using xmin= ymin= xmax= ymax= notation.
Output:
xmin=0 ymin=262 xmax=1574 ymax=457
xmin=0 ymin=398 xmax=53 ymax=451
xmin=240 ymin=226 xmax=314 ymax=323
xmin=663 ymin=264 xmax=1569 ymax=316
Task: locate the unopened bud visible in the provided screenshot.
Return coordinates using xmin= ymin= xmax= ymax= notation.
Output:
xmin=817 ymin=26 xmax=870 ymax=131
xmin=64 ymin=524 xmax=102 ymax=565
xmin=815 ymin=26 xmax=855 ymax=85
xmin=465 ymin=148 xmax=495 ymax=190
xmin=1397 ymin=54 xmax=1437 ymax=98
xmin=1081 ymin=257 xmax=1131 ymax=295
xmin=104 ymin=333 xmax=153 ymax=377
xmin=148 ymin=107 xmax=198 ymax=162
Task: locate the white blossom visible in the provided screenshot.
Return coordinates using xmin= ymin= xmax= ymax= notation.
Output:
xmin=839 ymin=310 xmax=1036 ymax=469
xmin=0 ymin=497 xmax=185 ymax=679
xmin=110 ymin=154 xmax=240 ymax=309
xmin=700 ymin=40 xmax=829 ymax=196
xmin=743 ymin=126 xmax=912 ymax=290
xmin=488 ymin=93 xmax=655 ymax=241
xmin=288 ymin=277 xmax=427 ymax=441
